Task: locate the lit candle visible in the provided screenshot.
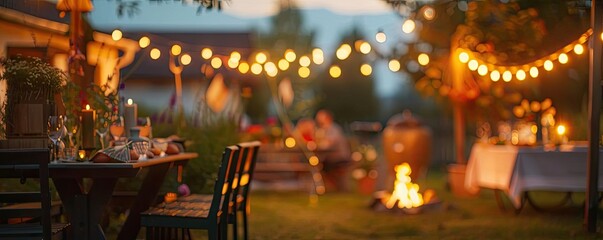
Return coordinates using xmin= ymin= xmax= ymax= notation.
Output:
xmin=78 ymin=150 xmax=86 ymax=160
xmin=124 ymin=98 xmax=138 ymax=137
xmin=557 ymin=125 xmax=568 ymax=144
xmin=81 ymin=104 xmax=96 ymax=149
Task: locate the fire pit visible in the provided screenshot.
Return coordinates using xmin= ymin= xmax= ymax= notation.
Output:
xmin=371 ymin=162 xmax=442 ymax=214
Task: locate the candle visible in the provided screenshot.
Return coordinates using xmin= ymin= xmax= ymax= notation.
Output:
xmin=78 ymin=150 xmax=86 ymax=160
xmin=81 ymin=104 xmax=96 ymax=149
xmin=557 ymin=125 xmax=568 ymax=144
xmin=124 ymin=98 xmax=138 ymax=137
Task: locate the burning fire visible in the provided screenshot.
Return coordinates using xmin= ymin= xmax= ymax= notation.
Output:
xmin=385 ymin=163 xmax=424 ymax=209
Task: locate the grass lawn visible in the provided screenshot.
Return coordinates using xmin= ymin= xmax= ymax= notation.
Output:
xmin=187 ymin=168 xmax=603 ymax=240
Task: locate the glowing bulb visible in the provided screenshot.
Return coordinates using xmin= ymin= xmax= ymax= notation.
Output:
xmin=360 ymin=64 xmax=372 ymax=76
xmin=558 ymin=53 xmax=568 ymax=64
xmin=423 ymin=6 xmax=436 ymax=20
xmin=299 ymin=56 xmax=311 ymax=67
xmin=309 ymin=156 xmax=319 ymax=166
xmin=111 ymin=29 xmax=122 ymax=41
xmin=284 ymin=49 xmax=296 ymax=62
xmin=490 ymin=70 xmax=500 ymax=82
xmin=389 ymin=59 xmax=401 ymax=72
xmin=336 ymin=44 xmax=352 ymax=60
xmin=516 ymin=69 xmax=526 ymax=81
xmin=359 ymin=42 xmax=371 ymax=54
xmin=285 ymin=137 xmax=296 ymax=148
xmin=557 ymin=125 xmax=566 ymax=135
xmin=458 ymin=52 xmax=469 ymax=63
xmin=238 ymin=62 xmax=250 ymax=74
xmin=477 ymin=65 xmax=488 ymax=76
xmin=298 ymin=67 xmax=310 ymax=78
xmin=230 ymin=51 xmax=241 ymax=61
xmin=375 ymin=30 xmax=387 ymax=43
xmin=251 ymin=63 xmax=263 ymax=75
xmin=544 ymin=60 xmax=554 ymax=71
xmin=227 ymin=58 xmax=239 ymax=68
xmin=171 ymin=44 xmax=182 ymax=56
xmin=574 ymin=44 xmax=584 ymax=55
xmin=150 ymin=48 xmax=161 ymax=60
xmin=201 ymin=48 xmax=213 ymax=59
xmin=255 ymin=52 xmax=267 ymax=64
xmin=402 ymin=19 xmax=416 ymax=33
xmin=210 ymin=57 xmax=222 ymax=69
xmin=417 ymin=53 xmax=430 ymax=66
xmin=529 ymin=66 xmax=539 ymax=78
xmin=468 ymin=60 xmax=478 ymax=71
xmin=312 ymin=48 xmax=324 ymax=64
xmin=502 ymin=70 xmax=512 ymax=82
xmin=278 ymin=59 xmax=289 ymax=71
xmin=180 ymin=53 xmax=191 ymax=66
xmin=329 ymin=65 xmax=342 ymax=78
xmin=138 ymin=36 xmax=150 ymax=48
xmin=264 ymin=62 xmax=278 ymax=77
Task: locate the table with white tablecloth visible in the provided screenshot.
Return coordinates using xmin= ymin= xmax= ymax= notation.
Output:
xmin=465 ymin=143 xmax=603 ymax=208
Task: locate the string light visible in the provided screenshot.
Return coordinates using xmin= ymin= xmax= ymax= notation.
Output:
xmin=210 ymin=57 xmax=222 ymax=69
xmin=238 ymin=62 xmax=250 ymax=74
xmin=458 ymin=52 xmax=469 ymax=63
xmin=264 ymin=62 xmax=278 ymax=77
xmin=111 ymin=29 xmax=122 ymax=41
xmin=299 ymin=56 xmax=311 ymax=67
xmin=230 ymin=51 xmax=241 ymax=62
xmin=558 ymin=53 xmax=568 ymax=64
xmin=298 ymin=66 xmax=310 ymax=78
xmin=251 ymin=63 xmax=263 ymax=75
xmin=502 ymin=70 xmax=512 ymax=82
xmin=529 ymin=66 xmax=539 ymax=78
xmin=516 ymin=69 xmax=526 ymax=81
xmin=389 ymin=59 xmax=401 ymax=72
xmin=284 ymin=49 xmax=296 ymax=62
xmin=329 ymin=65 xmax=342 ymax=78
xmin=278 ymin=59 xmax=289 ymax=71
xmin=138 ymin=36 xmax=150 ymax=48
xmin=490 ymin=70 xmax=500 ymax=82
xmin=255 ymin=52 xmax=267 ymax=64
xmin=201 ymin=48 xmax=213 ymax=59
xmin=360 ymin=64 xmax=372 ymax=76
xmin=150 ymin=48 xmax=161 ymax=60
xmin=477 ymin=65 xmax=488 ymax=76
xmin=468 ymin=60 xmax=478 ymax=71
xmin=312 ymin=48 xmax=324 ymax=64
xmin=417 ymin=53 xmax=430 ymax=66
xmin=180 ymin=53 xmax=191 ymax=66
xmin=171 ymin=44 xmax=182 ymax=56
xmin=574 ymin=44 xmax=584 ymax=55
xmin=422 ymin=6 xmax=436 ymax=20
xmin=375 ymin=29 xmax=386 ymax=43
xmin=359 ymin=42 xmax=371 ymax=54
xmin=544 ymin=60 xmax=554 ymax=71
xmin=402 ymin=19 xmax=416 ymax=33
xmin=336 ymin=44 xmax=352 ymax=60
xmin=227 ymin=58 xmax=239 ymax=68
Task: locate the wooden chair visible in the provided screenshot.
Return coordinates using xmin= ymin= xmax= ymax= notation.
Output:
xmin=177 ymin=141 xmax=261 ymax=240
xmin=0 ymin=148 xmax=70 ymax=239
xmin=141 ymin=146 xmax=240 ymax=240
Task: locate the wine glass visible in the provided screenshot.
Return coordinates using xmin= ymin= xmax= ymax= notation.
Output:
xmin=47 ymin=116 xmax=64 ymax=162
xmin=110 ymin=117 xmax=125 ymax=143
xmin=96 ymin=119 xmax=109 ymax=149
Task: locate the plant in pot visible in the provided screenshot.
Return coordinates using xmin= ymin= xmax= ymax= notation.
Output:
xmin=0 ymin=55 xmax=67 ymax=140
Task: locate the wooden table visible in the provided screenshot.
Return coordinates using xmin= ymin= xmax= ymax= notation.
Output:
xmin=48 ymin=152 xmax=197 ymax=240
xmin=465 ymin=143 xmax=603 ymax=211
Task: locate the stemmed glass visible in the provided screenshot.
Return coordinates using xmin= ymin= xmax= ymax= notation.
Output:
xmin=96 ymin=119 xmax=109 ymax=149
xmin=110 ymin=117 xmax=125 ymax=143
xmin=47 ymin=116 xmax=64 ymax=162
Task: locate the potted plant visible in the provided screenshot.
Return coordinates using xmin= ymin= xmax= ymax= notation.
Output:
xmin=0 ymin=55 xmax=67 ymax=138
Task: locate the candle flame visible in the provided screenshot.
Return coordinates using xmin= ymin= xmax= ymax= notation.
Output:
xmin=85 ymin=104 xmax=90 ymax=110
xmin=127 ymin=98 xmax=133 ymax=105
xmin=557 ymin=125 xmax=566 ymax=135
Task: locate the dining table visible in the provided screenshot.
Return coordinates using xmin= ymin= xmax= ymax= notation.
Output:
xmin=465 ymin=142 xmax=603 ymax=211
xmin=48 ymin=152 xmax=198 ymax=240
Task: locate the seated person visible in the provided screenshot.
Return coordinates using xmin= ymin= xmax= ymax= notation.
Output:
xmin=315 ymin=110 xmax=352 ymax=192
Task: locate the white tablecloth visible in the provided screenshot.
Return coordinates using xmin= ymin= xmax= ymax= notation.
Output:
xmin=465 ymin=143 xmax=603 ymax=208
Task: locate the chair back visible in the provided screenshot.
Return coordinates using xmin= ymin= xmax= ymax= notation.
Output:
xmin=233 ymin=141 xmax=261 ymax=206
xmin=0 ymin=148 xmax=52 ymax=239
xmin=208 ymin=145 xmax=240 ymax=220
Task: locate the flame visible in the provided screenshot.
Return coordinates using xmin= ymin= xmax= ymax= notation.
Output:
xmin=385 ymin=163 xmax=424 ymax=209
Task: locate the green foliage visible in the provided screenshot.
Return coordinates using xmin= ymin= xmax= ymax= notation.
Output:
xmin=0 ymin=56 xmax=66 ymax=94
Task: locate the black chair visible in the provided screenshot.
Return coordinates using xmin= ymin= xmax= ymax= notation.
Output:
xmin=141 ymin=145 xmax=240 ymax=240
xmin=0 ymin=148 xmax=69 ymax=239
xmin=177 ymin=141 xmax=260 ymax=240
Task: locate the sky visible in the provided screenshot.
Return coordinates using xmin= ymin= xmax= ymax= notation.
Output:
xmin=85 ymin=0 xmax=417 ymax=97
